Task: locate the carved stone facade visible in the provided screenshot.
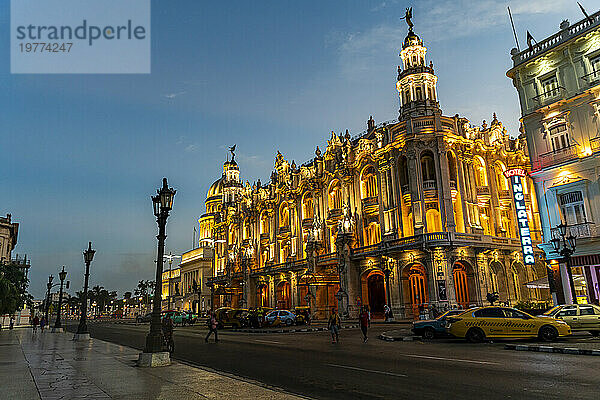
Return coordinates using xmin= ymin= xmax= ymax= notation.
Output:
xmin=195 ymin=26 xmax=550 ymax=320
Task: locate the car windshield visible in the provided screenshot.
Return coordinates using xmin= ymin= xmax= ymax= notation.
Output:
xmin=543 ymin=306 xmax=561 ymax=316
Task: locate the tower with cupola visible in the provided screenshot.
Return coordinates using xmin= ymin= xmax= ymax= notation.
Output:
xmin=396 ymin=24 xmax=440 ymax=120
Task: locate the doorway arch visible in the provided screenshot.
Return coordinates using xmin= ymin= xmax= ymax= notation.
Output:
xmin=276 ymin=281 xmax=291 ymax=309
xmin=452 ymin=261 xmax=477 ymax=309
xmin=362 ymin=271 xmax=386 ymax=316
xmin=403 ymin=263 xmax=428 ymax=318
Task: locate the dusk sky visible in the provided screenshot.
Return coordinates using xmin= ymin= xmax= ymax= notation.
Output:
xmin=2 ymin=0 xmax=597 ymax=299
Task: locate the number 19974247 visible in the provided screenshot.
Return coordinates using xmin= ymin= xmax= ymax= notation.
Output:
xmin=19 ymin=43 xmax=73 ymax=53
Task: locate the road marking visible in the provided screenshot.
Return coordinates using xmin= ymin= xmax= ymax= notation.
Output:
xmin=325 ymin=363 xmax=407 ymax=377
xmin=253 ymin=339 xmax=282 ymax=344
xmin=403 ymin=354 xmax=499 ymax=365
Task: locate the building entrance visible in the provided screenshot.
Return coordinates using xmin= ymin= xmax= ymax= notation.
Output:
xmin=367 ymin=273 xmax=386 ymax=316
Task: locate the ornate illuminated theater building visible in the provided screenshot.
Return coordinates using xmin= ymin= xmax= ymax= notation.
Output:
xmin=198 ymin=23 xmax=550 ymax=319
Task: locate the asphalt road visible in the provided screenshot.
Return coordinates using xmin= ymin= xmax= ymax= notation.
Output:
xmin=66 ymin=321 xmax=600 ymax=399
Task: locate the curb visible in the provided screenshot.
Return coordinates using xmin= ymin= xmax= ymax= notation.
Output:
xmin=232 ymin=324 xmax=359 ymax=334
xmin=504 ymin=344 xmax=600 ymax=356
xmin=378 ymin=333 xmax=421 ymax=342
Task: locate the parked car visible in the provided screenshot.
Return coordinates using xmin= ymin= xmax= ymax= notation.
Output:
xmin=214 ymin=307 xmax=248 ymax=328
xmin=136 ymin=312 xmax=152 ymax=323
xmin=446 ymin=306 xmax=571 ymax=342
xmin=292 ymin=306 xmax=310 ymax=325
xmin=161 ymin=310 xmax=196 ymax=326
xmin=412 ymin=310 xmax=465 ymax=339
xmin=540 ymin=304 xmax=600 ymax=336
xmin=265 ymin=310 xmax=296 ymax=326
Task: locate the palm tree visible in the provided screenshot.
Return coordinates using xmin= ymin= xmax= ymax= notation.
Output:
xmin=91 ymin=285 xmax=104 ymax=316
xmin=66 ymin=296 xmax=80 ymax=316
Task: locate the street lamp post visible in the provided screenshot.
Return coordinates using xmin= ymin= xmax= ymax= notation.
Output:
xmin=382 ymin=258 xmax=395 ymax=320
xmin=550 ymin=223 xmax=578 ymax=304
xmin=45 ymin=275 xmax=54 ymax=324
xmin=53 ymin=267 xmax=67 ymax=332
xmin=75 ymin=242 xmax=95 ymax=340
xmin=138 ymin=178 xmax=175 ymax=367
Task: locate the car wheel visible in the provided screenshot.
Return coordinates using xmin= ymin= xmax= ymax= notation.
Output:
xmin=589 ymin=331 xmax=600 ymax=337
xmin=465 ymin=328 xmax=485 ymax=343
xmin=538 ymin=325 xmax=558 ymax=342
xmin=285 ymin=318 xmax=293 ymax=326
xmin=423 ymin=327 xmax=436 ymax=340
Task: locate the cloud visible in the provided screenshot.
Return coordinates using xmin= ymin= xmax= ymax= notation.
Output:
xmin=370 ymin=2 xmax=387 ymax=12
xmin=163 ymin=91 xmax=186 ymax=99
xmin=335 ymin=0 xmax=573 ymax=80
xmin=184 ymin=144 xmax=197 ymax=153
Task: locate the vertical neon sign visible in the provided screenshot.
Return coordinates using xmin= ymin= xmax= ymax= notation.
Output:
xmin=504 ymin=168 xmax=535 ymax=265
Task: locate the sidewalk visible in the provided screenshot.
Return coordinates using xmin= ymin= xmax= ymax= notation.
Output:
xmin=0 ymin=329 xmax=305 ymax=399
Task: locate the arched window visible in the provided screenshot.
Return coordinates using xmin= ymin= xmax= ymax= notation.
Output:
xmin=302 ymin=193 xmax=314 ymax=219
xmin=511 ymin=268 xmax=521 ymax=301
xmin=420 ymin=151 xmax=436 ymax=182
xmin=243 ymin=219 xmax=251 ymax=239
xmin=474 ymin=156 xmax=488 ymax=187
xmin=425 ymin=208 xmax=442 ymax=232
xmin=279 ymin=203 xmax=289 ymax=227
xmin=364 ymin=222 xmax=381 ymax=245
xmin=328 ymin=181 xmax=343 ymax=210
xmin=447 ymin=152 xmax=457 ymax=183
xmin=398 ymin=156 xmax=410 ymax=191
xmin=415 ymin=86 xmax=423 ymax=101
xmin=494 ymin=162 xmax=508 ymax=191
xmin=260 ymin=212 xmax=270 ymax=234
xmin=360 ymin=167 xmax=378 ymax=199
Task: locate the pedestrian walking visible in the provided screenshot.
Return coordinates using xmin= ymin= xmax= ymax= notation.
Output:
xmin=327 ymin=307 xmax=341 ymax=344
xmin=40 ymin=316 xmax=46 ymax=332
xmin=383 ymin=304 xmax=390 ymax=322
xmin=32 ymin=316 xmax=39 ymax=333
xmin=359 ymin=306 xmax=370 ymax=343
xmin=9 ymin=316 xmax=15 ymax=330
xmin=205 ymin=310 xmax=219 ymax=343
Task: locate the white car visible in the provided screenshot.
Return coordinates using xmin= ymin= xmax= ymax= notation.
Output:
xmin=541 ymin=304 xmax=600 ymax=336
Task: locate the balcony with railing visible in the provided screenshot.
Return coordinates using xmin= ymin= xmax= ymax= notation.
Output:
xmin=361 ymin=196 xmax=379 ymax=214
xmin=302 ymin=218 xmax=313 ymax=228
xmin=423 ymin=180 xmax=437 ymax=198
xmin=498 ymin=189 xmax=511 ymax=201
xmin=328 ymin=208 xmax=343 ymax=220
xmin=532 ymin=145 xmax=578 ymax=171
xmin=531 ymin=87 xmax=566 ymax=107
xmin=511 ymin=10 xmax=600 ymax=67
xmin=476 ymin=186 xmax=491 ymax=202
xmin=550 ymin=222 xmax=595 ymax=239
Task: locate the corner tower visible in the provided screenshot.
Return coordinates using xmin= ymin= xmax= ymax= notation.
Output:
xmin=396 ymin=23 xmax=440 ymax=120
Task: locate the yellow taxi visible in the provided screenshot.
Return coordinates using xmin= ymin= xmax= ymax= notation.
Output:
xmin=541 ymin=304 xmax=600 ymax=336
xmin=446 ymin=306 xmax=571 ymax=342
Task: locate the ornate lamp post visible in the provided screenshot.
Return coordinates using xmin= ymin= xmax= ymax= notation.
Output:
xmin=75 ymin=242 xmax=95 ymax=340
xmin=550 ymin=223 xmax=578 ymax=304
xmin=241 ymin=242 xmax=254 ymax=307
xmin=45 ymin=275 xmax=54 ymax=324
xmin=53 ymin=267 xmax=68 ymax=332
xmin=382 ymin=257 xmax=395 ymax=320
xmin=138 ymin=178 xmax=175 ymax=367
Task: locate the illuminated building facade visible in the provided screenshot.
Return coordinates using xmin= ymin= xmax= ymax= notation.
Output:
xmin=507 ymin=12 xmax=600 ymax=305
xmin=197 ymin=25 xmax=549 ymax=319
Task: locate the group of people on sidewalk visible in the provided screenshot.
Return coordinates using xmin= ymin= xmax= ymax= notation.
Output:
xmin=327 ymin=306 xmax=372 ymax=344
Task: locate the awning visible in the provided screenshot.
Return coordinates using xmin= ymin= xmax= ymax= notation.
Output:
xmin=524 ymin=276 xmax=549 ymax=289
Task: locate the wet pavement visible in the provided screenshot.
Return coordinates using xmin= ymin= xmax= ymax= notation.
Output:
xmin=0 ymin=328 xmax=304 ymax=399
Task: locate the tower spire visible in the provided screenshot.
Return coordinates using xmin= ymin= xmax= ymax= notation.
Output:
xmin=396 ymin=10 xmax=440 ymax=121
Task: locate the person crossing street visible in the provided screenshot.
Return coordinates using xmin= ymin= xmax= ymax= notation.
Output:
xmin=327 ymin=307 xmax=341 ymax=344
xmin=359 ymin=306 xmax=370 ymax=343
xmin=205 ymin=310 xmax=219 ymax=343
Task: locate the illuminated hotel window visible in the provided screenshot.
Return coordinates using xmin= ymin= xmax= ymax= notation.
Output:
xmin=541 ymin=75 xmax=559 ymax=99
xmin=548 ymin=123 xmax=569 ymax=152
xmin=559 ymin=191 xmax=587 ymax=225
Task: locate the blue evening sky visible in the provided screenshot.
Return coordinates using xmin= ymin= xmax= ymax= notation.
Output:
xmin=2 ymin=0 xmax=596 ymax=298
